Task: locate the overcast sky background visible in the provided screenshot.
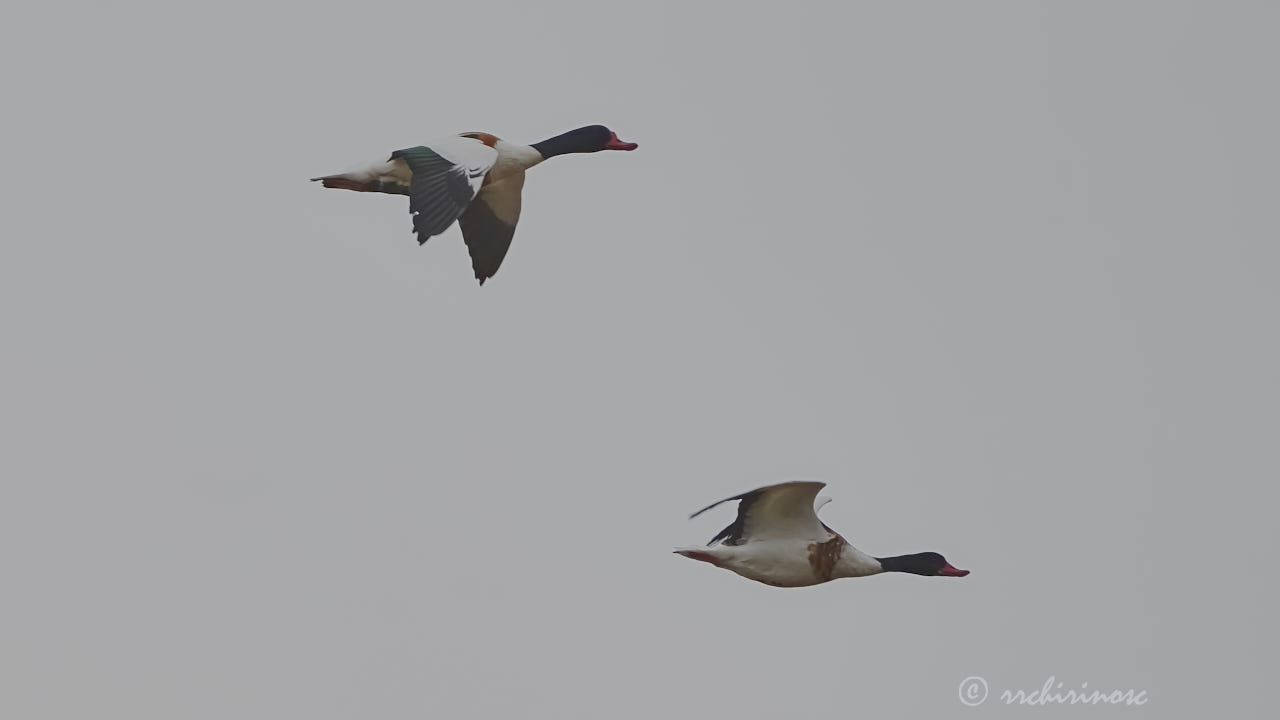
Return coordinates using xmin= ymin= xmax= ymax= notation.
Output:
xmin=2 ymin=1 xmax=1276 ymax=717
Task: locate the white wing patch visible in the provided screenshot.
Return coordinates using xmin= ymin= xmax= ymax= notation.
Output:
xmin=429 ymin=135 xmax=498 ymax=195
xmin=740 ymin=481 xmax=830 ymax=543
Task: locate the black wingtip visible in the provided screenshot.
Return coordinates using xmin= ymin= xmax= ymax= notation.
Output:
xmin=689 ymin=492 xmax=744 ymax=519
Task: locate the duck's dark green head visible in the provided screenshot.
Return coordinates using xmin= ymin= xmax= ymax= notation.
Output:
xmin=877 ymin=552 xmax=970 ymax=577
xmin=532 ymin=125 xmax=638 ymax=158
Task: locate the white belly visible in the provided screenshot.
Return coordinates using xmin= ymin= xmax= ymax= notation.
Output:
xmin=722 ymin=539 xmax=827 ymax=588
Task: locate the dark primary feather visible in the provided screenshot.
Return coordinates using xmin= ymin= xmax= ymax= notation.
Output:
xmin=690 ymin=489 xmax=764 ymax=547
xmin=459 ymin=178 xmax=522 ymax=285
xmin=389 ymin=146 xmax=481 ymax=243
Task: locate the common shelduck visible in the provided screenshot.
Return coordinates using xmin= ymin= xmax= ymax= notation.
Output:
xmin=312 ymin=125 xmax=637 ymax=284
xmin=675 ymin=481 xmax=970 ymax=587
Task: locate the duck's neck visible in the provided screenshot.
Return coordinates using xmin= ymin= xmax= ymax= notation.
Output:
xmin=530 ymin=129 xmax=593 ymax=160
xmin=486 ymin=141 xmax=544 ymax=182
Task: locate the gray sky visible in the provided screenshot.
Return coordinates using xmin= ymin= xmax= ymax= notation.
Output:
xmin=2 ymin=1 xmax=1276 ymax=717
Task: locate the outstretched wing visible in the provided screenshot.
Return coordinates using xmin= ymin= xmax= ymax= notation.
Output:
xmin=690 ymin=481 xmax=829 ymax=546
xmin=459 ymin=171 xmax=524 ymax=285
xmin=389 ymin=136 xmax=497 ymax=244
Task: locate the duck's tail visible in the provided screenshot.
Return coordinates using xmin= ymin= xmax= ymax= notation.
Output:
xmin=310 ymin=160 xmax=410 ymax=195
xmin=311 ymin=174 xmax=365 ymax=191
xmin=673 ymin=547 xmax=725 ymax=567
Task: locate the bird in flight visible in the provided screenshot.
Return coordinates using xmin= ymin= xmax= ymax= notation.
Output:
xmin=312 ymin=125 xmax=637 ymax=284
xmin=675 ymin=481 xmax=970 ymax=587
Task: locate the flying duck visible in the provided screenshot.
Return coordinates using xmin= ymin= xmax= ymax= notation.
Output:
xmin=311 ymin=125 xmax=638 ymax=285
xmin=675 ymin=481 xmax=970 ymax=587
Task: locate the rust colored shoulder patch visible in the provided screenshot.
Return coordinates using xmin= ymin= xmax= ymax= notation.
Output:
xmin=460 ymin=132 xmax=500 ymax=147
xmin=807 ymin=534 xmax=846 ymax=583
